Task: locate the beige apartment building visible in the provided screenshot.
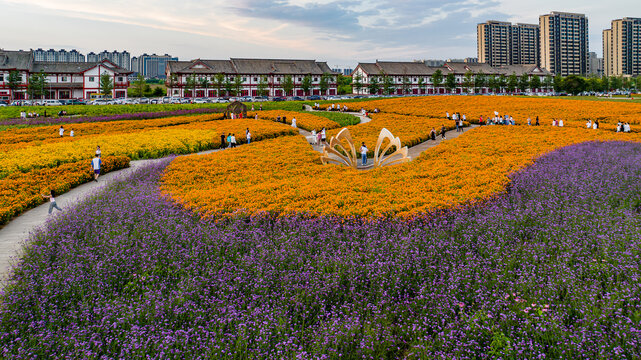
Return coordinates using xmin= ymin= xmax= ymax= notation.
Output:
xmin=478 ymin=21 xmax=539 ymax=67
xmin=539 ymin=12 xmax=589 ymax=75
xmin=603 ymin=18 xmax=641 ymax=77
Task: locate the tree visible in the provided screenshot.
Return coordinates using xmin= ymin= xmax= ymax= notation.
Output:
xmin=382 ymin=73 xmax=394 ymax=95
xmin=488 ymin=75 xmax=499 ymax=93
xmin=462 ymin=71 xmax=474 ymax=94
xmin=152 ymin=87 xmax=165 ymax=97
xmin=368 ymin=76 xmax=380 ymax=95
xmin=474 ymin=72 xmax=486 ymax=93
xmin=563 ymin=75 xmax=587 ymax=95
xmin=319 ymin=73 xmax=331 ymax=95
xmin=185 ymin=73 xmax=197 ymax=98
xmin=199 ymin=77 xmax=210 ymax=97
xmin=27 ymin=74 xmax=41 ymax=99
xmin=600 ymin=76 xmax=610 ymax=92
xmin=610 ymin=76 xmax=623 ymax=91
xmin=543 ymin=76 xmax=553 ymax=91
xmin=402 ymin=76 xmax=411 ymax=95
xmin=224 ymin=77 xmax=233 ymax=96
xmin=498 ymin=75 xmax=507 ymax=92
xmin=417 ymin=77 xmax=427 ymax=94
xmin=233 ymin=76 xmax=244 ymax=96
xmin=586 ymin=76 xmax=600 ymax=92
xmin=352 ymin=73 xmax=363 ymax=94
xmin=7 ymin=70 xmax=22 ymax=101
xmin=444 ymin=73 xmax=456 ymax=93
xmin=215 ymin=73 xmax=225 ymax=97
xmin=337 ymin=75 xmax=352 ymax=95
xmin=431 ymin=69 xmax=443 ymax=93
xmin=529 ymin=75 xmax=541 ymax=92
xmin=301 ymin=74 xmax=312 ymax=96
xmin=257 ymin=76 xmax=268 ymax=96
xmin=553 ymin=74 xmax=564 ymax=92
xmin=281 ymin=75 xmax=294 ymax=97
xmin=132 ymin=74 xmax=146 ymax=97
xmin=518 ymin=73 xmax=529 ymax=92
xmin=99 ymin=72 xmax=114 ymax=98
xmin=507 ymin=73 xmax=518 ymax=93
xmin=636 ymin=76 xmax=641 ymax=93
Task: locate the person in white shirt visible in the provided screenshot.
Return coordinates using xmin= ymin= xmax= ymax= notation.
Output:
xmin=617 ymin=122 xmax=622 ymax=132
xmin=231 ymin=134 xmax=237 ymax=148
xmin=91 ymin=154 xmax=102 ymax=182
xmin=321 ymin=128 xmax=326 ymax=143
xmin=558 ymin=119 xmax=564 ymax=127
xmin=446 ymin=112 xmax=450 ymax=120
xmin=246 ymin=128 xmax=251 ymax=144
xmin=291 ymin=117 xmax=297 ymax=128
xmin=586 ymin=119 xmax=592 ymax=129
xmin=360 ymin=142 xmax=368 ymax=166
xmin=311 ymin=129 xmax=317 ymax=145
xmin=592 ymin=122 xmax=597 ymax=130
xmin=96 ymin=146 xmax=101 ymax=156
xmin=527 ymin=117 xmax=532 ymax=126
xmin=624 ymin=123 xmax=631 ymax=133
xmin=59 ymin=126 xmax=64 ymax=137
xmin=70 ymin=130 xmax=74 ymax=137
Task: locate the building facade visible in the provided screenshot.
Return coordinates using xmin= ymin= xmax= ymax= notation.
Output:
xmin=603 ymin=17 xmax=641 ymax=77
xmin=478 ymin=21 xmax=540 ymax=67
xmin=0 ymin=50 xmax=131 ymax=100
xmin=136 ymin=54 xmax=178 ymax=79
xmin=351 ymin=61 xmax=552 ymax=95
xmin=166 ymin=58 xmax=339 ymax=97
xmin=33 ymin=48 xmax=86 ymax=62
xmin=87 ymin=50 xmax=131 ymax=71
xmin=539 ymin=12 xmax=589 ymax=75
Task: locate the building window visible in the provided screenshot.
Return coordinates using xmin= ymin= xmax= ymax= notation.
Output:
xmin=242 ymin=77 xmax=247 ymax=82
xmin=253 ymin=77 xmax=258 ymax=82
xmin=0 ymin=75 xmax=4 ymax=82
xmin=61 ymin=76 xmax=67 ymax=82
xmin=314 ymin=78 xmax=318 ymax=81
xmin=89 ymin=77 xmax=95 ymax=82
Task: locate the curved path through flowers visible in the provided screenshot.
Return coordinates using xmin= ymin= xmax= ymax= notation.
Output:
xmin=0 ymin=118 xmax=475 ymax=283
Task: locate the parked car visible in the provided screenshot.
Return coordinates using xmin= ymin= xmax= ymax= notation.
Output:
xmin=139 ymin=97 xmax=150 ymax=104
xmin=179 ymin=98 xmax=191 ymax=104
xmin=253 ymin=96 xmax=269 ymax=102
xmin=308 ymin=95 xmax=321 ymax=101
xmin=290 ymin=96 xmax=304 ymax=101
xmin=193 ymin=98 xmax=208 ymax=104
xmin=272 ymin=97 xmax=286 ymax=102
xmin=43 ymin=100 xmax=64 ymax=106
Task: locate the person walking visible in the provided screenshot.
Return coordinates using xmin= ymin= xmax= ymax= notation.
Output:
xmin=227 ymin=133 xmax=232 ymax=148
xmin=96 ymin=145 xmax=101 ymax=156
xmin=441 ymin=125 xmax=447 ymax=139
xmin=430 ymin=127 xmax=436 ymax=141
xmin=246 ymin=128 xmax=251 ymax=144
xmin=291 ymin=117 xmax=297 ymax=128
xmin=70 ymin=129 xmax=74 ymax=137
xmin=91 ymin=154 xmax=101 ymax=182
xmin=42 ymin=190 xmax=62 ymax=214
xmin=535 ymin=116 xmax=540 ymax=126
xmin=231 ymin=133 xmax=237 ymax=147
xmin=458 ymin=118 xmax=464 ymax=132
xmin=360 ymin=142 xmax=368 ymax=166
xmin=321 ymin=128 xmax=326 ymax=143
xmin=58 ymin=125 xmax=64 ymax=137
xmin=220 ymin=132 xmax=227 ymax=149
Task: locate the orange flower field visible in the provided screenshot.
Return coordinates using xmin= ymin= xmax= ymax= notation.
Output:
xmin=162 ymin=124 xmax=641 ymax=218
xmin=344 ymin=96 xmax=641 ymax=129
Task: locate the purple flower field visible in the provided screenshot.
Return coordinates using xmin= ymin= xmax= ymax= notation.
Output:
xmin=1 ymin=141 xmax=640 ymax=358
xmin=0 ymin=108 xmax=222 ymax=127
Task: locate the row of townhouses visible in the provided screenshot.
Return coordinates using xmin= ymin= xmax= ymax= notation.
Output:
xmin=350 ymin=61 xmax=553 ymax=95
xmin=0 ymin=50 xmax=131 ymax=100
xmin=165 ymin=58 xmax=339 ymax=98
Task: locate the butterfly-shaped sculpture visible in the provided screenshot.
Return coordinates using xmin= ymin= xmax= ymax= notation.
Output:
xmin=320 ymin=128 xmax=358 ymax=168
xmin=321 ymin=128 xmax=410 ymax=169
xmin=373 ymin=128 xmax=411 ymax=167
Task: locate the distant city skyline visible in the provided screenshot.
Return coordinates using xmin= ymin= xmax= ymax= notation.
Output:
xmin=1 ymin=0 xmax=640 ymax=67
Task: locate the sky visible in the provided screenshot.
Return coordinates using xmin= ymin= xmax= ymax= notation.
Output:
xmin=1 ymin=0 xmax=639 ymax=68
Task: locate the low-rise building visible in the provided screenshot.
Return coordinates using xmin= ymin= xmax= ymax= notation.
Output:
xmin=166 ymin=58 xmax=339 ymax=97
xmin=0 ymin=49 xmax=131 ymax=100
xmin=351 ymin=60 xmax=552 ymax=95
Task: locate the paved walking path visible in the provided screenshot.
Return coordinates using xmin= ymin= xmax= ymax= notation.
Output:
xmin=0 ymin=147 xmax=223 ymax=285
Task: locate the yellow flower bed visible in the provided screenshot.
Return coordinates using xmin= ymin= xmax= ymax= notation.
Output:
xmin=344 ymin=97 xmax=641 ymax=128
xmin=161 ymin=126 xmax=641 ymax=218
xmin=248 ymin=110 xmax=340 ymax=132
xmin=0 ymin=119 xmax=295 ymax=178
xmin=0 ymin=114 xmax=223 ymax=146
